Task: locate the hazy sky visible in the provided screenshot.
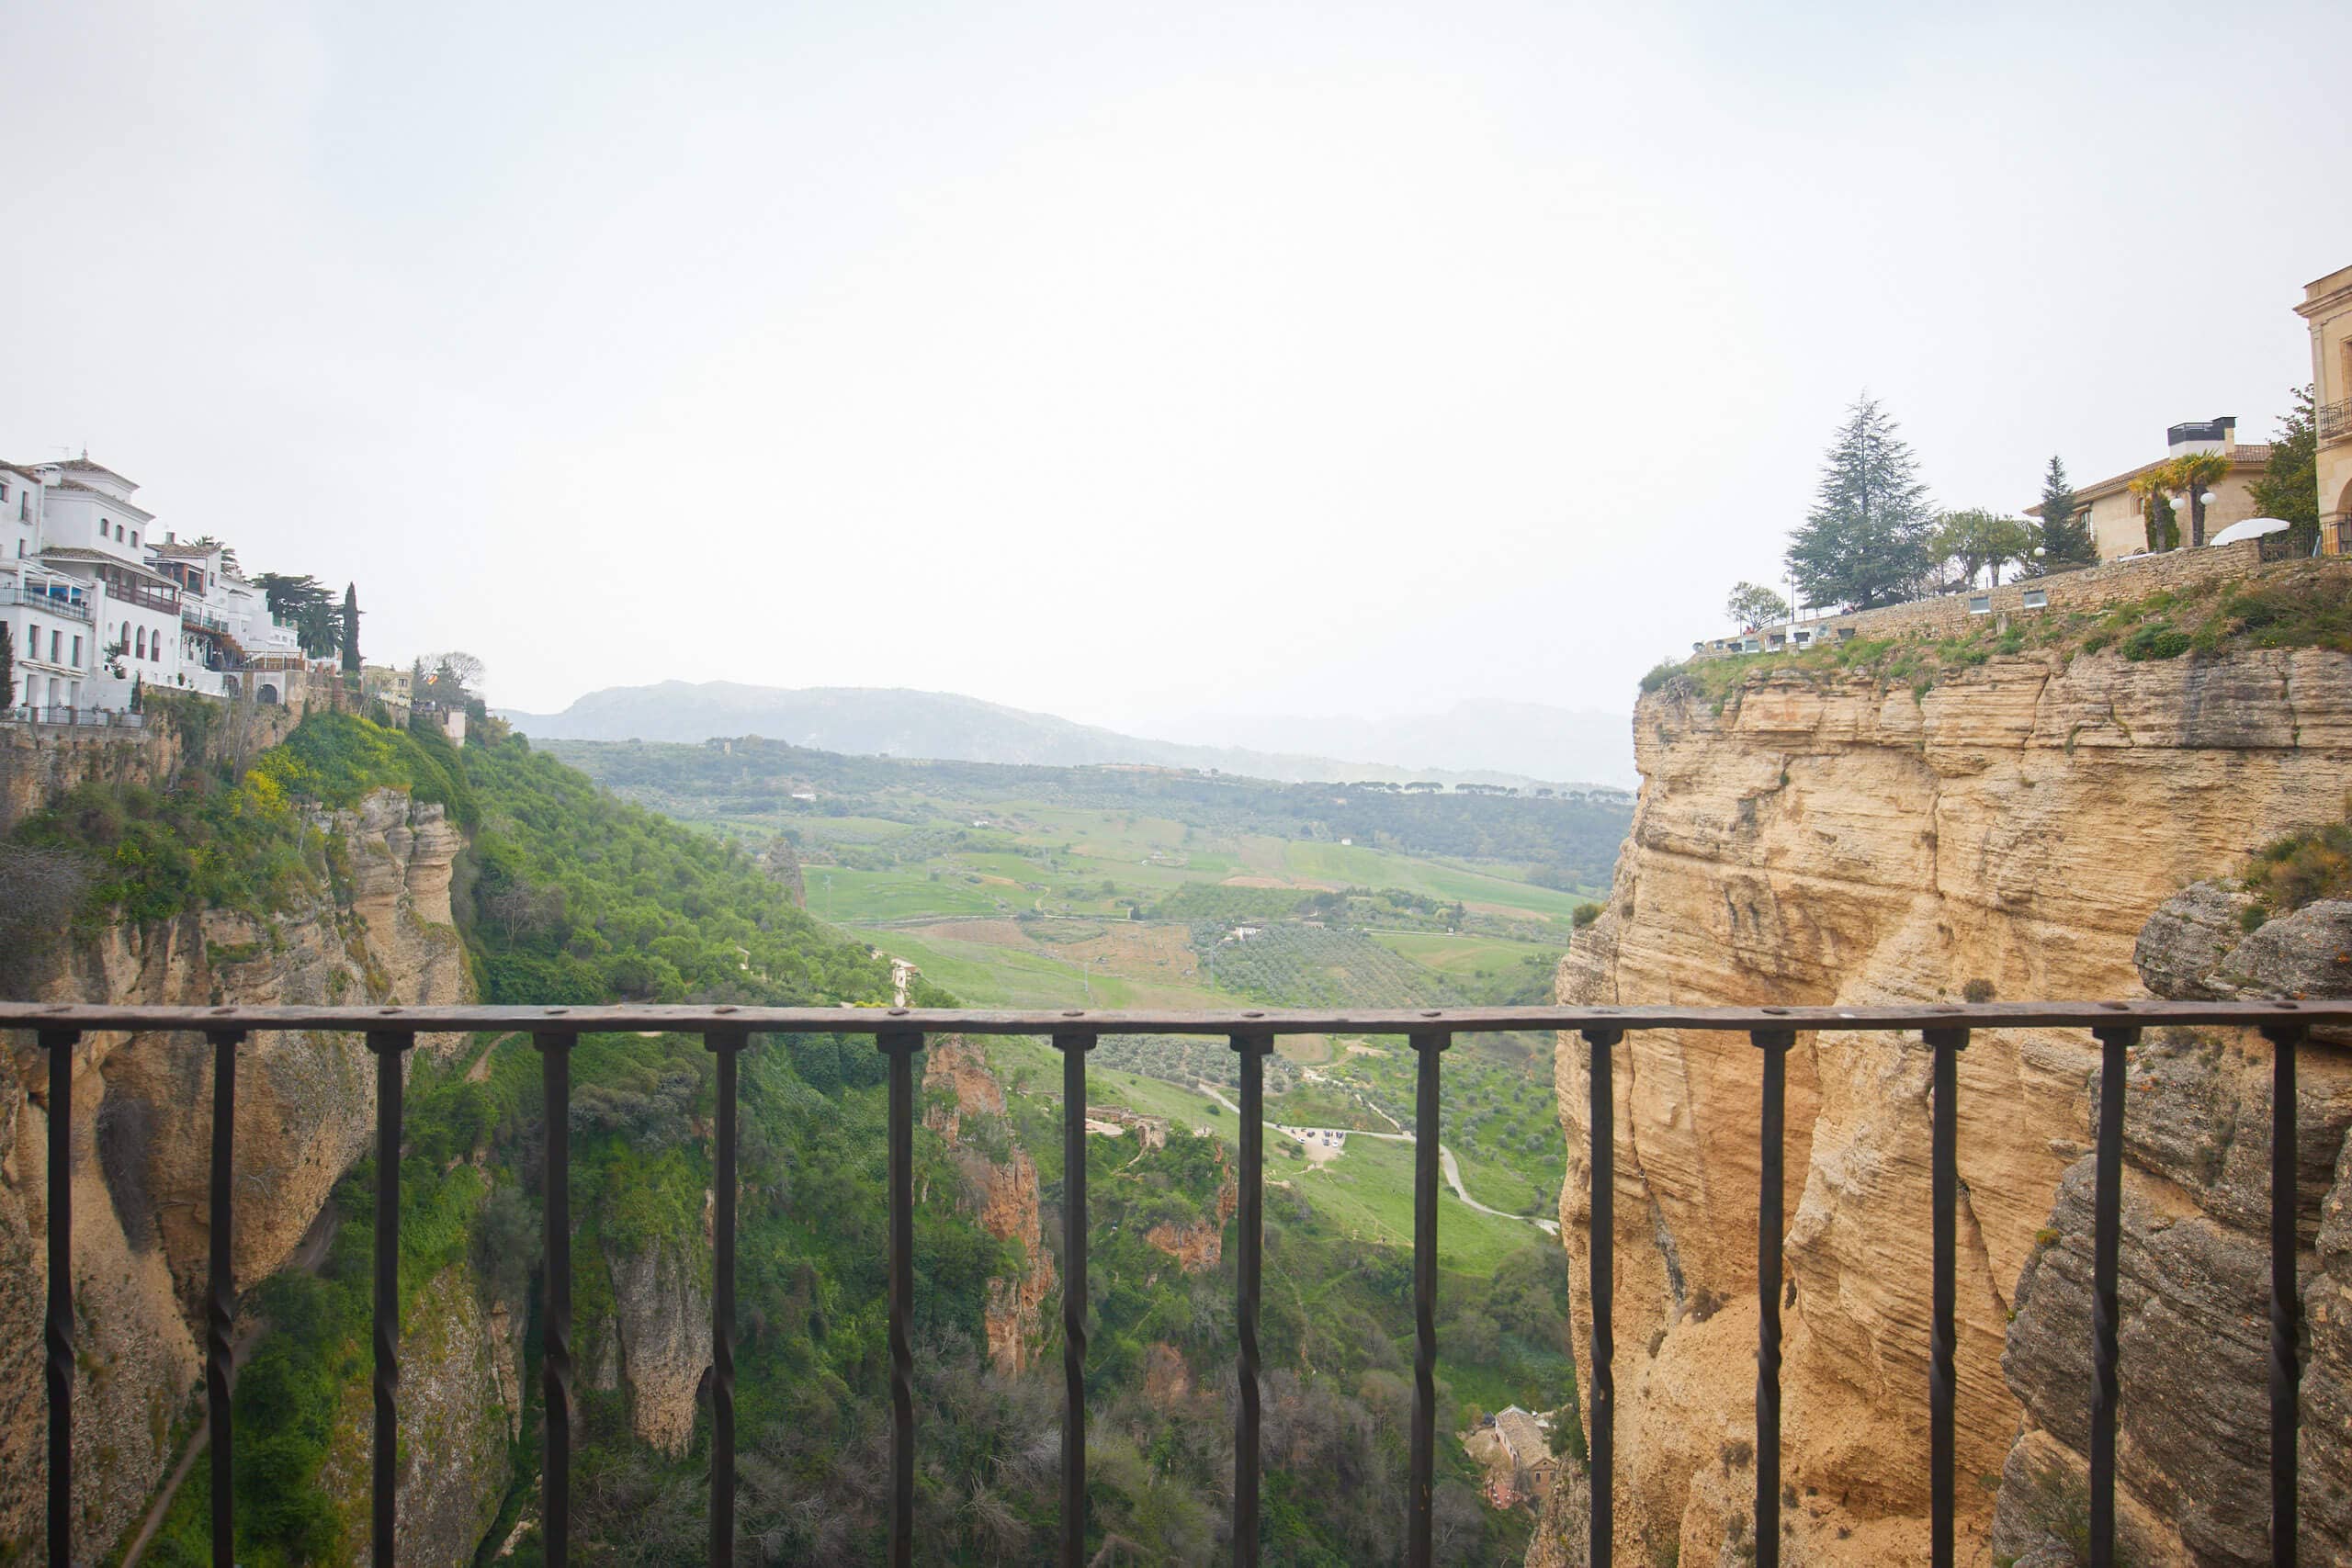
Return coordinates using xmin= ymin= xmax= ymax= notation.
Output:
xmin=6 ymin=0 xmax=2347 ymax=728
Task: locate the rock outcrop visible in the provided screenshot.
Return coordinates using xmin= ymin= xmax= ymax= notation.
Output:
xmin=315 ymin=1258 xmax=525 ymax=1567
xmin=1545 ymin=645 xmax=2352 ymax=1566
xmin=1989 ymin=891 xmax=2352 ymax=1566
xmin=0 ymin=786 xmax=471 ymax=1556
xmin=607 ymin=1241 xmax=713 ymax=1454
xmin=923 ymin=1036 xmax=1056 ymax=1374
xmin=1144 ymin=1157 xmax=1239 ymax=1275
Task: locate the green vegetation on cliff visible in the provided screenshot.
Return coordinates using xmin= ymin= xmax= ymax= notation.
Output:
xmin=113 ymin=715 xmax=1565 ymax=1564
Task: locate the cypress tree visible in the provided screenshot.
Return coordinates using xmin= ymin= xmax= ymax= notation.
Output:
xmin=1783 ymin=395 xmax=1936 ymax=610
xmin=0 ymin=623 xmax=13 ymax=710
xmin=2035 ymin=456 xmax=2095 ymax=568
xmin=341 ymin=582 xmax=362 ymax=675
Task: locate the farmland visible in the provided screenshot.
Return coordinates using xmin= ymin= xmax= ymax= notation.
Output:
xmin=544 ymin=733 xmax=1623 ymax=1271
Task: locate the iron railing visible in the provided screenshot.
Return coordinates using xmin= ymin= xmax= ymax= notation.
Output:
xmin=2 ymin=706 xmax=147 ymax=729
xmin=2317 ymin=397 xmax=2352 ymax=445
xmin=5 ymin=998 xmax=2345 ymax=1568
xmin=0 ymin=583 xmax=92 ymax=620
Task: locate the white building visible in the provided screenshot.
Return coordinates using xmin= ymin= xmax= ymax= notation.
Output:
xmin=2 ymin=455 xmax=320 ymax=716
xmin=1 ymin=463 xmax=96 ymax=711
xmin=148 ymin=535 xmax=304 ymax=699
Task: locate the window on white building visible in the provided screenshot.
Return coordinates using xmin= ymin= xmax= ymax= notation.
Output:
xmin=130 ymin=531 xmax=139 ymax=547
xmin=50 ymin=628 xmax=61 ymax=662
xmin=135 ymin=626 xmax=145 ymax=658
xmin=71 ymin=635 xmax=81 ymax=665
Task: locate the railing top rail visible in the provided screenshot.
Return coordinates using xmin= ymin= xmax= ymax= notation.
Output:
xmin=4 ymin=998 xmax=2346 ymax=1034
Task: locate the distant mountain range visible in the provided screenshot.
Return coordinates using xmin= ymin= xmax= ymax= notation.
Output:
xmin=500 ymin=682 xmax=1634 ymax=792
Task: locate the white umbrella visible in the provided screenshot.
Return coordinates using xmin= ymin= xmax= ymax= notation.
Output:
xmin=2208 ymin=516 xmax=2292 ymax=547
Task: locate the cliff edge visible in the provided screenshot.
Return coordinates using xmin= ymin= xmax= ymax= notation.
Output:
xmin=1544 ymin=635 xmax=2352 ymax=1565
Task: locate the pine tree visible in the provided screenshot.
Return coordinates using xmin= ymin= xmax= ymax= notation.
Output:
xmin=341 ymin=582 xmax=362 ymax=675
xmin=1783 ymin=396 xmax=1935 ymax=610
xmin=2035 ymin=456 xmax=2095 ymax=569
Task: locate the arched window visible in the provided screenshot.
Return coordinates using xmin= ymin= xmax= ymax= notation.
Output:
xmin=135 ymin=626 xmax=145 ymax=658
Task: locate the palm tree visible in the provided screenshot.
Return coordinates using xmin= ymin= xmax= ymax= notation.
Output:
xmin=2165 ymin=451 xmax=2232 ymax=548
xmin=2127 ymin=469 xmax=2177 ymax=552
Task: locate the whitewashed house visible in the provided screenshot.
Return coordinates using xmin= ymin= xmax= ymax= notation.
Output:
xmin=149 ymin=535 xmax=304 ymax=699
xmin=1 ymin=462 xmax=96 ymax=710
xmin=28 ymin=457 xmax=186 ymax=708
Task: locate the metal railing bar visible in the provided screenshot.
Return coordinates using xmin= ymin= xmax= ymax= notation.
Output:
xmin=1754 ymin=1027 xmax=1794 ymax=1568
xmin=1924 ymin=1026 xmax=1968 ymax=1568
xmin=208 ymin=1029 xmax=243 ymax=1568
xmin=365 ymin=1029 xmax=414 ymax=1568
xmin=878 ymin=1030 xmax=923 ymax=1568
xmin=41 ymin=1027 xmax=75 ymax=1568
xmin=2087 ymin=1024 xmax=2136 ymax=1568
xmin=1408 ymin=1029 xmax=1448 ymax=1568
xmin=2264 ymin=1022 xmax=2306 ymax=1568
xmin=1584 ymin=1024 xmax=1623 ymax=1568
xmin=1230 ymin=1031 xmax=1272 ymax=1568
xmin=535 ymin=1031 xmax=576 ymax=1568
xmin=7 ymin=999 xmax=2347 ymax=1034
xmin=1053 ymin=1031 xmax=1093 ymax=1568
xmin=709 ymin=1027 xmax=749 ymax=1568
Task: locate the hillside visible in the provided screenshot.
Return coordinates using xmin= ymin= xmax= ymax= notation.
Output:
xmin=6 ymin=710 xmax=1573 ymax=1565
xmin=501 ymin=681 xmax=1632 ymax=790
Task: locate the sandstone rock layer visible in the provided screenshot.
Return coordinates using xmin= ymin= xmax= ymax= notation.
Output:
xmin=1549 ymin=646 xmax=2352 ymax=1565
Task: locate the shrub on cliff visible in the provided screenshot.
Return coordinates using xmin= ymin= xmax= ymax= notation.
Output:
xmin=2244 ymin=800 xmax=2352 ymax=916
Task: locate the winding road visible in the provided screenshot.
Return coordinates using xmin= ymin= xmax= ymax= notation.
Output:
xmin=1190 ymin=1081 xmax=1558 ymax=1235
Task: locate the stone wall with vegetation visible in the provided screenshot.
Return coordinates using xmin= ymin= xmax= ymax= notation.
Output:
xmin=1694 ymin=536 xmax=2285 ymax=654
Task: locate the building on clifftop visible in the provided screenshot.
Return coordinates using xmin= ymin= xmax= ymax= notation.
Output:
xmin=2296 ymin=262 xmax=2352 ymax=558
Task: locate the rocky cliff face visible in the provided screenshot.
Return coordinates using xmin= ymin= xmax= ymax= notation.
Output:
xmin=1144 ymin=1156 xmax=1238 ymax=1275
xmin=1989 ymin=894 xmax=2352 ymax=1567
xmin=315 ymin=1258 xmax=526 ymax=1566
xmin=923 ymin=1037 xmax=1056 ymax=1375
xmin=0 ymin=786 xmax=474 ymax=1557
xmin=1544 ymin=647 xmax=2352 ymax=1566
xmin=606 ymin=1240 xmax=714 ymax=1455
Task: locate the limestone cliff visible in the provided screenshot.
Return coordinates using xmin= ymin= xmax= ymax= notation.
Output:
xmin=314 ymin=1258 xmax=526 ymax=1566
xmin=924 ymin=1037 xmax=1056 ymax=1375
xmin=1544 ymin=645 xmax=2352 ymax=1565
xmin=605 ymin=1239 xmax=714 ymax=1454
xmin=1990 ymin=896 xmax=2352 ymax=1566
xmin=0 ymin=786 xmax=473 ymax=1556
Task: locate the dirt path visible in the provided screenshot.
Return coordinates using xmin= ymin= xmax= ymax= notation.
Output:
xmin=119 ymin=1206 xmax=342 ymax=1567
xmin=1193 ymin=1082 xmax=1556 ymax=1233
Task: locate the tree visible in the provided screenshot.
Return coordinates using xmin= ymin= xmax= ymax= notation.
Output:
xmin=424 ymin=650 xmax=486 ymax=694
xmin=2165 ymin=450 xmax=2232 ymax=548
xmin=1783 ymin=396 xmax=1936 ymax=610
xmin=0 ymin=622 xmax=12 ymax=709
xmin=2128 ymin=469 xmax=2177 ymax=552
xmin=1932 ymin=510 xmax=2034 ymax=589
xmin=251 ymin=571 xmax=331 ymax=620
xmin=2249 ymin=386 xmax=2321 ymax=556
xmin=1724 ymin=581 xmax=1791 ymax=630
xmin=340 ymin=582 xmax=361 ymax=674
xmin=2035 ymin=456 xmax=2096 ymax=569
xmin=294 ymin=600 xmax=339 ymax=659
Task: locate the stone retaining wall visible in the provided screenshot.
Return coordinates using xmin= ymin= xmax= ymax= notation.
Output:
xmin=1693 ymin=537 xmax=2321 ymax=658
